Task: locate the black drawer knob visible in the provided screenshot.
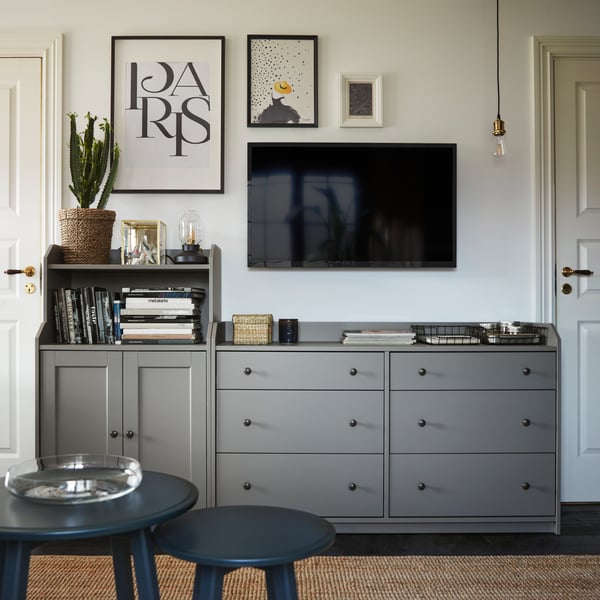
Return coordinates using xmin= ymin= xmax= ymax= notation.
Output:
xmin=348 ymin=482 xmax=357 ymax=491
xmin=522 ymin=482 xmax=530 ymax=490
xmin=418 ymin=368 xmax=427 ymax=376
xmin=349 ymin=419 xmax=358 ymax=427
xmin=418 ymin=419 xmax=427 ymax=427
xmin=417 ymin=482 xmax=426 ymax=491
xmin=243 ymin=418 xmax=252 ymax=427
xmin=126 ymin=430 xmax=134 ymax=439
xmin=522 ymin=367 xmax=531 ymax=376
xmin=244 ymin=367 xmax=252 ymax=375
xmin=243 ymin=482 xmax=252 ymax=490
xmin=522 ymin=418 xmax=531 ymax=427
xmin=110 ymin=430 xmax=119 ymax=438
xmin=349 ymin=368 xmax=358 ymax=376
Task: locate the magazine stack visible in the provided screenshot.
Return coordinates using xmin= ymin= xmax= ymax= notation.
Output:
xmin=119 ymin=287 xmax=205 ymax=344
xmin=341 ymin=329 xmax=416 ymax=345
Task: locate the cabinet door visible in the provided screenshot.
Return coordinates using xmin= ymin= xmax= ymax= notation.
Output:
xmin=123 ymin=351 xmax=206 ymax=502
xmin=39 ymin=351 xmax=122 ymax=456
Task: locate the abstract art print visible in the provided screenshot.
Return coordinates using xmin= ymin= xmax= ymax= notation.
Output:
xmin=248 ymin=35 xmax=318 ymax=127
xmin=110 ymin=36 xmax=225 ymax=193
xmin=340 ymin=73 xmax=383 ymax=127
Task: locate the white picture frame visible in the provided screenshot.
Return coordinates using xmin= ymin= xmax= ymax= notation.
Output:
xmin=339 ymin=73 xmax=383 ymax=128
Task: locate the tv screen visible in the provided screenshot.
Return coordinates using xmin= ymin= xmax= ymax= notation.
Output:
xmin=247 ymin=142 xmax=457 ymax=268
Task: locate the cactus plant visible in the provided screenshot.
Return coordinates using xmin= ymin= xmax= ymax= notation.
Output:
xmin=68 ymin=112 xmax=120 ymax=209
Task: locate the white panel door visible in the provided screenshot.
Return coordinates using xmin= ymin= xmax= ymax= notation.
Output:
xmin=0 ymin=57 xmax=43 ymax=473
xmin=555 ymin=58 xmax=600 ymax=500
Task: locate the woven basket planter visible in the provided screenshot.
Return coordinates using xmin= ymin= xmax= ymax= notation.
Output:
xmin=58 ymin=208 xmax=116 ymax=264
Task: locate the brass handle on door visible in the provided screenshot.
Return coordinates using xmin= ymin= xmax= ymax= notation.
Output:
xmin=4 ymin=266 xmax=35 ymax=277
xmin=562 ymin=266 xmax=593 ymax=277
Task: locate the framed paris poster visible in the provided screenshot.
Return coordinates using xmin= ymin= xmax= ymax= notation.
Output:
xmin=111 ymin=36 xmax=225 ymax=193
xmin=247 ymin=35 xmax=318 ymax=127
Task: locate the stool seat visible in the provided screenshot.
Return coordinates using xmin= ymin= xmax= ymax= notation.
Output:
xmin=154 ymin=505 xmax=336 ymax=599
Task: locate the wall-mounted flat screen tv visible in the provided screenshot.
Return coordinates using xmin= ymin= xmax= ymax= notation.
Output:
xmin=247 ymin=142 xmax=457 ymax=268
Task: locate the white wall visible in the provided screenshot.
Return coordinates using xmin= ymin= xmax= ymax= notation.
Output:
xmin=4 ymin=0 xmax=600 ymax=323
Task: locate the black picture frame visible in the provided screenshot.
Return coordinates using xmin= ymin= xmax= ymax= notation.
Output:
xmin=247 ymin=35 xmax=318 ymax=127
xmin=110 ymin=35 xmax=225 ymax=193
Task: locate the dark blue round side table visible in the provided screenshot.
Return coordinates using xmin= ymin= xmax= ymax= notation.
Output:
xmin=0 ymin=470 xmax=198 ymax=600
xmin=153 ymin=505 xmax=336 ymax=600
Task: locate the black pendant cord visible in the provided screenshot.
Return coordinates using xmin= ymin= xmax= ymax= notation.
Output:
xmin=496 ymin=0 xmax=501 ymax=120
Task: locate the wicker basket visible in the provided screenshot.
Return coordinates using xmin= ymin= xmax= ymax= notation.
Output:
xmin=232 ymin=314 xmax=273 ymax=345
xmin=59 ymin=208 xmax=116 ymax=264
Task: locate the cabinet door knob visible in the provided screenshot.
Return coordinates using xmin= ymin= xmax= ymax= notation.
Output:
xmin=417 ymin=482 xmax=426 ymax=491
xmin=243 ymin=482 xmax=252 ymax=490
xmin=109 ymin=430 xmax=119 ymax=438
xmin=522 ymin=418 xmax=531 ymax=427
xmin=522 ymin=482 xmax=530 ymax=490
xmin=418 ymin=419 xmax=427 ymax=427
xmin=349 ymin=368 xmax=358 ymax=376
xmin=243 ymin=418 xmax=252 ymax=427
xmin=349 ymin=419 xmax=358 ymax=427
xmin=126 ymin=430 xmax=134 ymax=439
xmin=522 ymin=367 xmax=531 ymax=376
xmin=418 ymin=368 xmax=427 ymax=376
xmin=244 ymin=367 xmax=252 ymax=375
xmin=348 ymin=482 xmax=357 ymax=491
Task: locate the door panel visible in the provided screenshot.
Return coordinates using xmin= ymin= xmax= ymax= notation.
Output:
xmin=555 ymin=58 xmax=600 ymax=500
xmin=0 ymin=57 xmax=42 ymax=472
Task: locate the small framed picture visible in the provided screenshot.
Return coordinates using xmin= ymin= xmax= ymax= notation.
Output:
xmin=340 ymin=73 xmax=383 ymax=128
xmin=248 ymin=35 xmax=318 ymax=127
xmin=110 ymin=35 xmax=225 ymax=193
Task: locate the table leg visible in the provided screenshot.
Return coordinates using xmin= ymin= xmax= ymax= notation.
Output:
xmin=111 ymin=536 xmax=135 ymax=600
xmin=128 ymin=527 xmax=160 ymax=600
xmin=265 ymin=563 xmax=299 ymax=600
xmin=0 ymin=540 xmax=32 ymax=600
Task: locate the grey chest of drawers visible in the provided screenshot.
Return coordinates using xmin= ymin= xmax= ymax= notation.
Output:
xmin=212 ymin=322 xmax=560 ymax=534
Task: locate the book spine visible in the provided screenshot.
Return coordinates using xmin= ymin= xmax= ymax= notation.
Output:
xmin=113 ymin=299 xmax=122 ymax=343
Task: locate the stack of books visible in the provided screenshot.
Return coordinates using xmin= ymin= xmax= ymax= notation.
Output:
xmin=341 ymin=329 xmax=416 ymax=345
xmin=119 ymin=287 xmax=205 ymax=344
xmin=52 ymin=287 xmax=116 ymax=344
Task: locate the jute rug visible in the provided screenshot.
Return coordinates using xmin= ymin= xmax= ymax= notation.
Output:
xmin=26 ymin=554 xmax=600 ymax=599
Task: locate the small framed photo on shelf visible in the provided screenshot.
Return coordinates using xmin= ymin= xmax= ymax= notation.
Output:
xmin=247 ymin=35 xmax=318 ymax=127
xmin=339 ymin=73 xmax=383 ymax=127
xmin=110 ymin=35 xmax=225 ymax=193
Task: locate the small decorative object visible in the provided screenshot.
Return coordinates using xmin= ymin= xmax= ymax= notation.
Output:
xmin=340 ymin=73 xmax=383 ymax=127
xmin=121 ymin=220 xmax=166 ymax=265
xmin=4 ymin=454 xmax=142 ymax=504
xmin=233 ymin=314 xmax=273 ymax=345
xmin=59 ymin=112 xmax=120 ymax=264
xmin=278 ymin=318 xmax=298 ymax=344
xmin=248 ymin=35 xmax=318 ymax=127
xmin=175 ymin=210 xmax=208 ymax=264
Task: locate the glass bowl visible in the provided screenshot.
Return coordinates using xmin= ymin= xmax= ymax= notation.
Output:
xmin=4 ymin=454 xmax=142 ymax=504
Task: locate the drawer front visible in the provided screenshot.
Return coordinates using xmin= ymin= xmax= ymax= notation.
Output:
xmin=218 ymin=351 xmax=384 ymax=390
xmin=217 ymin=453 xmax=384 ymax=517
xmin=390 ymin=453 xmax=556 ymax=517
xmin=217 ymin=390 xmax=383 ymax=453
xmin=390 ymin=390 xmax=556 ymax=453
xmin=390 ymin=352 xmax=556 ymax=390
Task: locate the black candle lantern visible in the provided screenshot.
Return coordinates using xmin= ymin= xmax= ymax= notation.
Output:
xmin=174 ymin=210 xmax=208 ymax=264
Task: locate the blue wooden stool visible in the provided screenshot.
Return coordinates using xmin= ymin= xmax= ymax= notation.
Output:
xmin=153 ymin=505 xmax=336 ymax=600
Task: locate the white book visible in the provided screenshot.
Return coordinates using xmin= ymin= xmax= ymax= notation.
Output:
xmin=124 ymin=297 xmax=198 ymax=308
xmin=121 ymin=308 xmax=199 ymax=316
xmin=121 ymin=327 xmax=198 ymax=336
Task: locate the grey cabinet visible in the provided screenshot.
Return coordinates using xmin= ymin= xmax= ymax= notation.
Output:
xmin=212 ymin=321 xmax=560 ymax=534
xmin=37 ymin=244 xmax=221 ymax=506
xmin=40 ymin=349 xmax=207 ymax=502
xmin=215 ymin=350 xmax=385 ymax=517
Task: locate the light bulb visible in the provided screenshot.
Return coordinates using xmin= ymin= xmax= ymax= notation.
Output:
xmin=493 ymin=135 xmax=506 ymax=158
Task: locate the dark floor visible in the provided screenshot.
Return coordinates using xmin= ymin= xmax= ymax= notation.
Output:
xmin=35 ymin=504 xmax=600 ymax=557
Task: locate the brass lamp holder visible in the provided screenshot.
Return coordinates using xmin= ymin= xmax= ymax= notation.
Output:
xmin=492 ymin=117 xmax=506 ymax=137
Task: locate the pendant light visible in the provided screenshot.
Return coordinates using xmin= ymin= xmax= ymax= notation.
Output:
xmin=492 ymin=0 xmax=506 ymax=158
